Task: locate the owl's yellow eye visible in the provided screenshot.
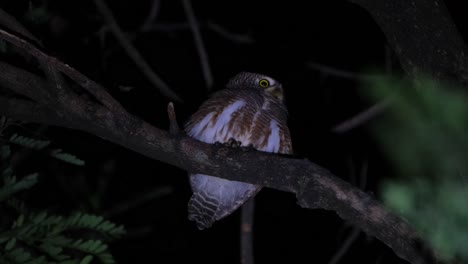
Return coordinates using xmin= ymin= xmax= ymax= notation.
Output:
xmin=259 ymin=79 xmax=270 ymax=88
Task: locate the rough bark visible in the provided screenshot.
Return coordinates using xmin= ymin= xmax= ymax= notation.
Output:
xmin=0 ymin=59 xmax=441 ymax=263
xmin=348 ymin=0 xmax=468 ymax=86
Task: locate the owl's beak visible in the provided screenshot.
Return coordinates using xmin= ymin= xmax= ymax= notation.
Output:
xmin=265 ymin=85 xmax=284 ymax=101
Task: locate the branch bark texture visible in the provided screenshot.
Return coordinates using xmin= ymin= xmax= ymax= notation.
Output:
xmin=0 ymin=61 xmax=440 ymax=264
xmin=348 ymin=0 xmax=468 ymax=86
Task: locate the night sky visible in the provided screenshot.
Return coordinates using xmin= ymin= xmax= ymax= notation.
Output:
xmin=1 ymin=0 xmax=467 ymax=263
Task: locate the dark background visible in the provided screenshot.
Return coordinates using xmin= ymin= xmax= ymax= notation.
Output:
xmin=1 ymin=0 xmax=466 ymax=263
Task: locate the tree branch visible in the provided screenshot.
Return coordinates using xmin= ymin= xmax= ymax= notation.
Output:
xmin=240 ymin=199 xmax=255 ymax=264
xmin=332 ymin=100 xmax=390 ymax=133
xmin=0 ymin=62 xmax=440 ymax=264
xmin=348 ymin=0 xmax=468 ymax=86
xmin=0 ymin=96 xmax=66 ymax=128
xmin=182 ymin=0 xmax=214 ymax=90
xmin=0 ymin=4 xmax=458 ymax=262
xmin=0 ymin=62 xmax=50 ymax=103
xmin=0 ymin=28 xmax=126 ymax=114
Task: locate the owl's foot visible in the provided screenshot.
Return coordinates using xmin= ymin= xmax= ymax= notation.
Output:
xmin=225 ymin=138 xmax=242 ymax=148
xmin=214 ymin=138 xmax=243 ymax=148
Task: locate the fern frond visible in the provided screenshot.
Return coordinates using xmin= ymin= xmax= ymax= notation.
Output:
xmin=50 ymin=149 xmax=85 ymax=166
xmin=0 ymin=173 xmax=38 ymax=202
xmin=9 ymin=134 xmax=50 ymax=150
xmin=64 ymin=213 xmax=125 ymax=238
xmin=6 ymin=247 xmax=33 ymax=263
xmin=0 ymin=135 xmax=121 ymax=264
xmin=0 ymin=211 xmax=125 ymax=264
xmin=79 ymin=255 xmax=94 ymax=264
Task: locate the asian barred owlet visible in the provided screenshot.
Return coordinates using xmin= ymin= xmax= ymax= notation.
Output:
xmin=185 ymin=72 xmax=292 ymax=229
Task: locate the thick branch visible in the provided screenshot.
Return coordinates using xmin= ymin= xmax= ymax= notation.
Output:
xmin=348 ymin=0 xmax=468 ymax=86
xmin=0 ymin=28 xmax=125 ymax=113
xmin=0 ymin=96 xmax=67 ymax=127
xmin=0 ymin=9 xmax=452 ymax=263
xmin=0 ymin=67 xmax=439 ymax=264
xmin=0 ymin=62 xmax=50 ymax=103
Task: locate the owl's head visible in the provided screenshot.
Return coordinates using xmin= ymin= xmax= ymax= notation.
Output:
xmin=226 ymin=72 xmax=284 ymax=102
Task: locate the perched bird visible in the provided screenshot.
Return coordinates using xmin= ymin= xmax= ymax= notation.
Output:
xmin=185 ymin=72 xmax=292 ymax=229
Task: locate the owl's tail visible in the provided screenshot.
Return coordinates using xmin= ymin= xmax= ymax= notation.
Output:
xmin=187 ymin=191 xmax=220 ymax=230
xmin=188 ymin=174 xmax=262 ymax=230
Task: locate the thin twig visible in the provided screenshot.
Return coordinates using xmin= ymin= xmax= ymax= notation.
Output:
xmin=328 ymin=228 xmax=361 ymax=264
xmin=140 ymin=0 xmax=161 ymax=32
xmin=332 ymin=100 xmax=390 ymax=133
xmin=181 ymin=0 xmax=214 ymax=90
xmin=240 ymin=199 xmax=255 ymax=264
xmin=0 ymin=28 xmax=125 ymax=113
xmin=328 ymin=158 xmax=368 ymax=264
xmin=207 ymin=21 xmax=254 ymax=44
xmin=167 ymin=102 xmax=181 ymax=135
xmin=93 ymin=0 xmax=182 ymax=102
xmin=0 ymin=8 xmax=41 ymax=45
xmin=142 ymin=21 xmax=254 ymax=44
xmin=306 ymin=61 xmax=382 ymax=81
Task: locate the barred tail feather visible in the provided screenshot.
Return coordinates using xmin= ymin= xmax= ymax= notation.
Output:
xmin=188 ymin=173 xmax=261 ymax=229
xmin=188 ymin=191 xmax=219 ymax=229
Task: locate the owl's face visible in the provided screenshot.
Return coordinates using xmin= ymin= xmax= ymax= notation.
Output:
xmin=226 ymin=72 xmax=284 ymax=102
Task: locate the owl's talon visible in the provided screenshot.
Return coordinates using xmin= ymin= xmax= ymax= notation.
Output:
xmin=224 ymin=138 xmax=242 ymax=148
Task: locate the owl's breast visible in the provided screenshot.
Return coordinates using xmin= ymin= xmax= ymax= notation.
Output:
xmin=186 ymin=99 xmax=285 ymax=154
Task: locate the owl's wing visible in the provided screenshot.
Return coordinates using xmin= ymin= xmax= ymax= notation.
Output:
xmin=185 ymin=90 xmax=292 ymax=229
xmin=188 ymin=174 xmax=260 ymax=229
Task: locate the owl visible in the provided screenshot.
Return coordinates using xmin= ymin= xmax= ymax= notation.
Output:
xmin=185 ymin=72 xmax=292 ymax=229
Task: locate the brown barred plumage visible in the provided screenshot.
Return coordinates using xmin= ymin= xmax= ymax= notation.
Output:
xmin=185 ymin=72 xmax=292 ymax=229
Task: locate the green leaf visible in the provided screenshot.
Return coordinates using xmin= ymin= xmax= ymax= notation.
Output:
xmin=79 ymin=255 xmax=94 ymax=264
xmin=5 ymin=238 xmax=16 ymax=251
xmin=9 ymin=134 xmax=50 ymax=150
xmin=0 ymin=173 xmax=38 ymax=202
xmin=50 ymin=149 xmax=85 ymax=166
xmin=365 ymin=75 xmax=468 ymax=261
xmin=12 ymin=214 xmax=25 ymax=228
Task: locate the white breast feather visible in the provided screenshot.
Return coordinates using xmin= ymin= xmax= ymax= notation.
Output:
xmin=188 ymin=100 xmax=246 ymax=143
xmin=264 ymin=119 xmax=280 ymax=153
xmin=189 ymin=112 xmax=214 ymax=139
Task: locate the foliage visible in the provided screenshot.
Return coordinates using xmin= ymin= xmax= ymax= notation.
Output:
xmin=9 ymin=134 xmax=85 ymax=166
xmin=365 ymin=76 xmax=468 ymax=261
xmin=0 ymin=134 xmax=125 ymax=263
